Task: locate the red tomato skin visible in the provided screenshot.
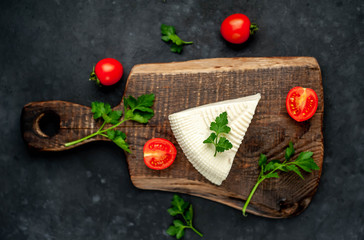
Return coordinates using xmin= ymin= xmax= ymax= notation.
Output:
xmin=94 ymin=58 xmax=123 ymax=86
xmin=220 ymin=14 xmax=251 ymax=44
xmin=286 ymin=87 xmax=318 ymax=122
xmin=143 ymin=138 xmax=177 ymax=170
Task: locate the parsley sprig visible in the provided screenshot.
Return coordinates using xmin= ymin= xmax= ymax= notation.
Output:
xmin=64 ymin=93 xmax=155 ymax=152
xmin=166 ymin=195 xmax=203 ymax=239
xmin=161 ymin=24 xmax=193 ymax=53
xmin=203 ymin=111 xmax=233 ymax=156
xmin=242 ymin=142 xmax=320 ymax=216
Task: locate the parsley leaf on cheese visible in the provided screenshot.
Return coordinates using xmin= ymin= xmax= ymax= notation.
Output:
xmin=215 ymin=137 xmax=233 ymax=153
xmin=242 ymin=142 xmax=320 ymax=216
xmin=65 ymin=93 xmax=155 ymax=151
xmin=161 ymin=24 xmax=193 ymax=54
xmin=203 ymin=111 xmax=233 ymax=156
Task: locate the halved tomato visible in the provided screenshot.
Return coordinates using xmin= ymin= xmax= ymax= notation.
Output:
xmin=286 ymin=87 xmax=318 ymax=122
xmin=143 ymin=138 xmax=177 ymax=170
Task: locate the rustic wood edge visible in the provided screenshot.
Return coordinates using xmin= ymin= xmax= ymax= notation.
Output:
xmin=130 ymin=176 xmax=317 ymax=219
xmin=127 ymin=57 xmax=319 ymax=75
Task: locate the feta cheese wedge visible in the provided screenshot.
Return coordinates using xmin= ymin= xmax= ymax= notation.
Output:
xmin=168 ymin=93 xmax=261 ymax=185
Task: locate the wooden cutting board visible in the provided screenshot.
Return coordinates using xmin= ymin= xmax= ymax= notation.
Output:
xmin=21 ymin=57 xmax=324 ymax=218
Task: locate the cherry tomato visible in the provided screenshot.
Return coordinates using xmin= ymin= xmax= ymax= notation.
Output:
xmin=90 ymin=58 xmax=123 ymax=86
xmin=286 ymin=87 xmax=318 ymax=122
xmin=220 ymin=13 xmax=258 ymax=44
xmin=143 ymin=138 xmax=177 ymax=170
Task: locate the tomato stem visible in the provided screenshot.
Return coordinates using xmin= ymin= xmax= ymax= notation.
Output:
xmin=89 ymin=66 xmax=101 ymax=86
xmin=250 ymin=23 xmax=259 ymax=35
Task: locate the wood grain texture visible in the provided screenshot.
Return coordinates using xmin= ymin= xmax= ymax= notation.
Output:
xmin=21 ymin=57 xmax=324 ymax=218
xmin=21 ymin=101 xmax=104 ymax=151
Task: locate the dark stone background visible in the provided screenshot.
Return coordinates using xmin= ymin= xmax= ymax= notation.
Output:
xmin=1 ymin=0 xmax=363 ymax=239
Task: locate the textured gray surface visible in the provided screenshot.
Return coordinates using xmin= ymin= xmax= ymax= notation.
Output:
xmin=1 ymin=0 xmax=363 ymax=239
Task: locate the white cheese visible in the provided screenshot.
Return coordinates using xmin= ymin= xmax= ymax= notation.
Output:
xmin=168 ymin=93 xmax=261 ymax=185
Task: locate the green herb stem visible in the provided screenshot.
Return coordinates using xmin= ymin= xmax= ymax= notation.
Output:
xmin=213 ymin=134 xmax=219 ymax=157
xmin=242 ymin=142 xmax=319 ymax=216
xmin=243 ymin=165 xmax=282 ymax=216
xmin=182 ymin=212 xmax=203 ymax=237
xmin=242 ymin=177 xmax=266 ymax=216
xmin=64 ymin=131 xmax=100 ymax=147
xmin=99 ymin=118 xmax=128 ymax=133
xmin=97 ymin=121 xmax=106 ymax=132
xmin=189 ymin=226 xmax=203 ymax=237
xmin=64 ymin=118 xmax=128 ymax=147
xmin=180 ymin=213 xmax=188 ymax=224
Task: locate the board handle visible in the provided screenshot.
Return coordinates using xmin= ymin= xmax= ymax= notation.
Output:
xmin=21 ymin=100 xmax=103 ymax=151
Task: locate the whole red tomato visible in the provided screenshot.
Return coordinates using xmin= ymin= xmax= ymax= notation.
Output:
xmin=90 ymin=58 xmax=123 ymax=86
xmin=220 ymin=13 xmax=258 ymax=44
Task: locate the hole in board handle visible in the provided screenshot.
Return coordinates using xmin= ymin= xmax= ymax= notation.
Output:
xmin=33 ymin=111 xmax=60 ymax=138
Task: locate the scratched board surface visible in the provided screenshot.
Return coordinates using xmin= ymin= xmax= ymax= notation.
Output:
xmin=121 ymin=57 xmax=324 ymax=218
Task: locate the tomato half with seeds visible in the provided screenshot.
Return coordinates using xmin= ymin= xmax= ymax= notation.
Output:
xmin=286 ymin=87 xmax=318 ymax=122
xmin=143 ymin=138 xmax=177 ymax=170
